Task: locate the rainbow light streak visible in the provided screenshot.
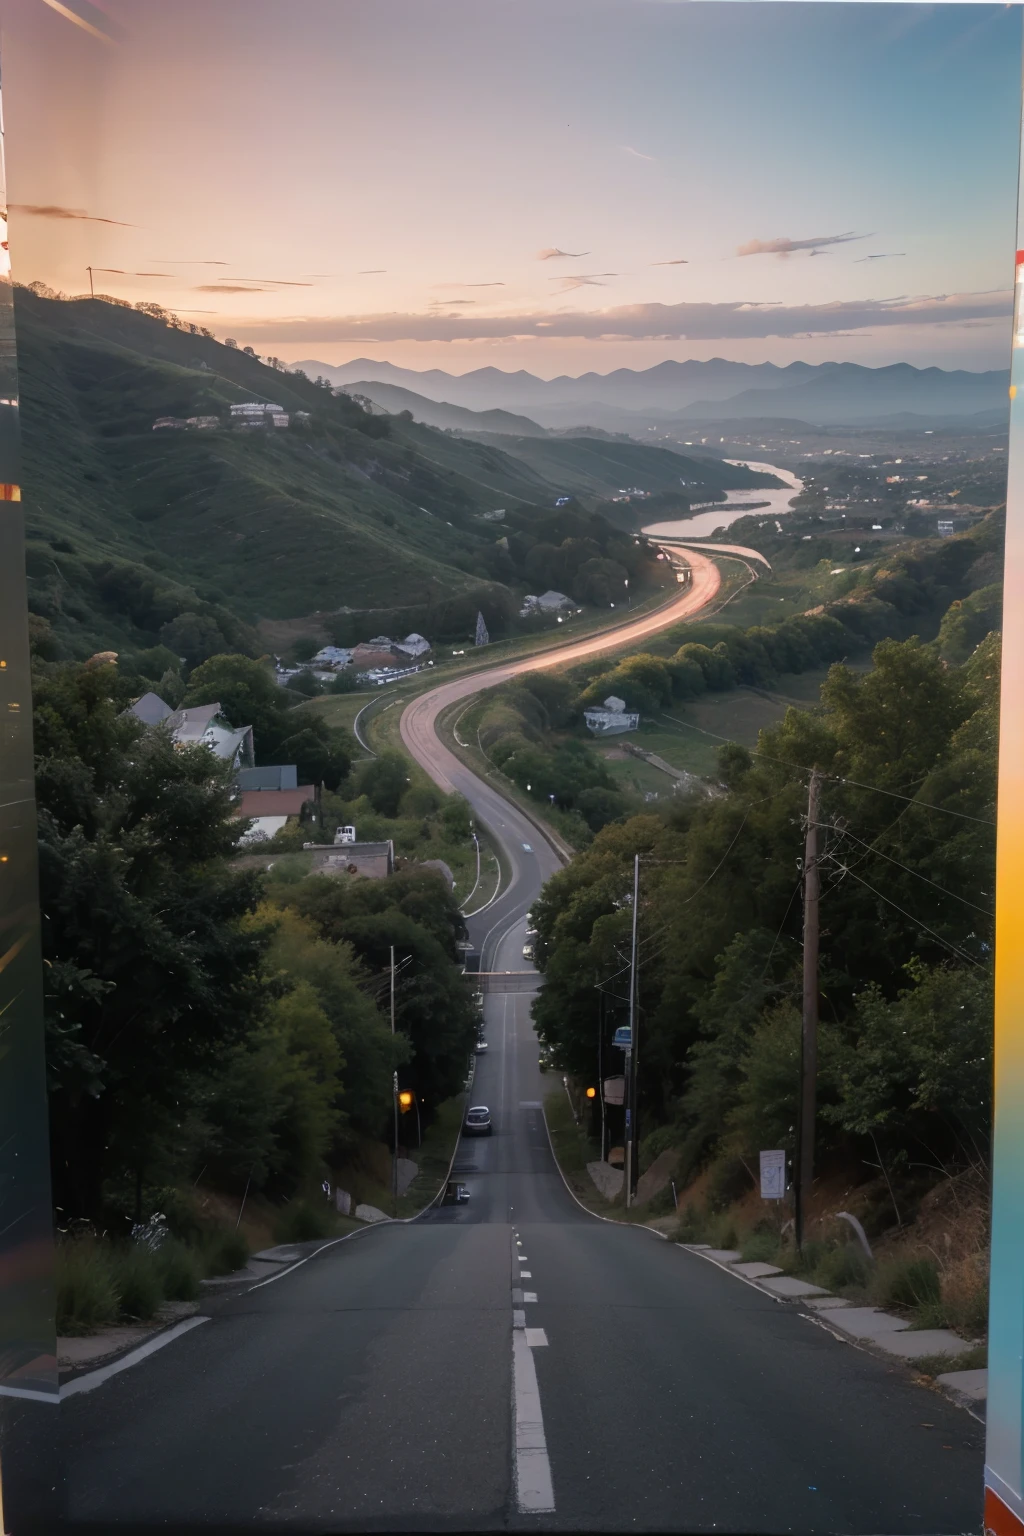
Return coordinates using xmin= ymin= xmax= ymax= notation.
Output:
xmin=985 ymin=237 xmax=1024 ymax=1534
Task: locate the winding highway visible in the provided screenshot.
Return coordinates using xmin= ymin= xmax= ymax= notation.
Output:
xmin=52 ymin=544 xmax=985 ymax=1533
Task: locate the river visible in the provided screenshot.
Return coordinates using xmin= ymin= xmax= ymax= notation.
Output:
xmin=642 ymin=459 xmax=803 ymax=540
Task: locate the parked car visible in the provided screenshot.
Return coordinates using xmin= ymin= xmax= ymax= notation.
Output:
xmin=443 ymin=1180 xmax=470 ymax=1204
xmin=475 ymin=1037 xmax=488 ymax=1053
xmin=522 ymin=943 xmax=535 ymax=961
xmin=464 ymin=1106 xmax=492 ymax=1136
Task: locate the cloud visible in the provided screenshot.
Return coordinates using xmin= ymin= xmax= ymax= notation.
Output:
xmin=90 ymin=267 xmax=173 ymax=277
xmin=195 ymin=284 xmax=270 ymax=294
xmin=151 ymin=259 xmax=229 ymax=265
xmin=621 ymin=146 xmax=656 ymax=161
xmin=38 ymin=0 xmax=124 ymax=44
xmin=855 ymin=253 xmax=906 ymax=263
xmin=536 ymin=248 xmax=590 ymax=260
xmin=651 ymin=258 xmax=688 ymax=265
xmin=219 ymin=277 xmax=314 ymax=287
xmin=429 ymin=299 xmax=476 ymax=306
xmin=10 ymin=203 xmax=132 ymax=226
xmin=435 ymin=281 xmax=505 ymax=288
xmin=550 ymin=272 xmax=617 ymax=292
xmin=358 ymin=269 xmax=387 ymax=274
xmin=230 ymin=289 xmax=1011 ymax=346
xmin=737 ymin=232 xmax=869 ymax=258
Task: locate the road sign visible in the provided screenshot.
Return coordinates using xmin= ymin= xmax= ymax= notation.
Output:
xmin=612 ymin=1026 xmax=632 ymax=1049
xmin=760 ymin=1149 xmax=786 ymax=1200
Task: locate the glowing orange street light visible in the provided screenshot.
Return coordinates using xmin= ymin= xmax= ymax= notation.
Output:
xmin=585 ymin=1087 xmax=597 ymax=1099
xmin=398 ymin=1091 xmax=414 ymax=1111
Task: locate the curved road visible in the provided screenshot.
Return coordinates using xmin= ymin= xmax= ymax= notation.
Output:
xmin=52 ymin=547 xmax=984 ymax=1533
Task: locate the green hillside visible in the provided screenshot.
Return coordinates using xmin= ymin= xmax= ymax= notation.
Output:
xmin=469 ymin=432 xmax=782 ymax=501
xmin=11 ymin=292 xmax=752 ymax=661
xmin=343 ymin=379 xmax=549 ymax=437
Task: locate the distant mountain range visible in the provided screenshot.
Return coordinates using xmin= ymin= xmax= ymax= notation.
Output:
xmin=340 ymin=380 xmax=549 ymax=437
xmin=298 ymin=356 xmax=1010 ymax=434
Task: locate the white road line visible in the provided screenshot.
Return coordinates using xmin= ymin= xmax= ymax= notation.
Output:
xmin=513 ymin=1329 xmax=555 ymax=1513
xmin=0 ymin=1384 xmax=59 ymax=1405
xmin=518 ymin=1256 xmax=529 ymax=1262
xmin=523 ymin=1291 xmax=538 ymax=1303
xmin=520 ymin=1270 xmax=532 ymax=1278
xmin=513 ymin=1308 xmax=526 ymax=1328
xmin=60 ymin=1317 xmax=210 ymax=1398
xmin=525 ymin=1329 xmax=548 ymax=1348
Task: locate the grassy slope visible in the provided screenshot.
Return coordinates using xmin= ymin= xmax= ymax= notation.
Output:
xmin=471 ymin=433 xmax=784 ymax=500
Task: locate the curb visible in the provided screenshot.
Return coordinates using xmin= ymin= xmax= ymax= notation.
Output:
xmin=678 ymin=1244 xmax=986 ymax=1420
xmin=539 ymin=1103 xmax=668 ymax=1241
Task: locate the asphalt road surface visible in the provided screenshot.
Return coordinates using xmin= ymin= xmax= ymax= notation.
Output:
xmin=56 ymin=550 xmax=984 ymax=1531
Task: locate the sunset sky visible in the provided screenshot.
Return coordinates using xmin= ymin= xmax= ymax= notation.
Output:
xmin=0 ymin=0 xmax=1019 ymax=376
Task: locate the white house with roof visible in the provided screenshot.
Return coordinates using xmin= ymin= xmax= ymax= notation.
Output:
xmin=126 ymin=694 xmax=255 ymax=770
xmin=520 ymin=590 xmax=574 ymax=618
xmin=391 ymin=633 xmax=431 ymax=661
xmin=583 ymin=695 xmax=640 ymax=737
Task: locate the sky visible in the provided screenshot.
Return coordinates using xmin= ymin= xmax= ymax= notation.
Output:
xmin=0 ymin=0 xmax=1020 ymax=377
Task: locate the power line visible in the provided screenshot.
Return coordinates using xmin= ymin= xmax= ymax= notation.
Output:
xmin=814 ymin=821 xmax=994 ymax=918
xmin=825 ymin=857 xmax=983 ymax=969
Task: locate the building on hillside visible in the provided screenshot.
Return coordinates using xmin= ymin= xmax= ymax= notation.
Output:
xmin=165 ymin=702 xmax=255 ymax=770
xmin=153 ymin=417 xmax=188 ymax=430
xmin=937 ymin=520 xmax=956 ymax=538
xmin=351 ymin=643 xmax=399 ymax=671
xmin=230 ymin=402 xmax=284 ymax=419
xmin=236 ymin=764 xmax=299 ymax=792
xmin=520 ymin=590 xmax=574 ymax=617
xmin=128 ymin=691 xmax=174 ymax=726
xmin=236 ymin=785 xmax=316 ymax=822
xmin=186 ymin=416 xmax=220 ymax=430
xmin=583 ymin=696 xmax=640 ymax=737
xmin=125 ymin=694 xmax=256 ymax=769
xmin=270 ymin=412 xmax=289 ymax=428
xmin=391 ymin=633 xmax=431 ymax=662
xmin=304 ymin=838 xmax=395 ymax=880
xmin=311 ymin=646 xmax=353 ymax=669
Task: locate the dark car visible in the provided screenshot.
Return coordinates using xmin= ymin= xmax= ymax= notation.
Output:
xmin=464 ymin=1105 xmax=492 ymax=1136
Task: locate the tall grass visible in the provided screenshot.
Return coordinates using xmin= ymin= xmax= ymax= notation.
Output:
xmin=57 ymin=1223 xmax=248 ymax=1335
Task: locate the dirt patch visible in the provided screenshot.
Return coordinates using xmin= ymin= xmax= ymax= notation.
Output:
xmin=257 ymin=614 xmax=332 ymax=651
xmin=599 ymin=746 xmax=629 ymax=761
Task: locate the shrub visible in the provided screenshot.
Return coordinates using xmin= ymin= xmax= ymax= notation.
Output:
xmin=675 ymin=1204 xmax=705 ymax=1243
xmin=812 ymin=1243 xmax=869 ymax=1293
xmin=740 ymin=1230 xmax=782 ymax=1265
xmin=156 ymin=1239 xmax=203 ymax=1302
xmin=872 ymin=1254 xmax=941 ymax=1311
xmin=274 ymin=1199 xmax=334 ymax=1244
xmin=706 ymin=1155 xmax=752 ymax=1213
xmin=200 ymin=1227 xmax=250 ymax=1276
xmin=109 ymin=1245 xmax=163 ymax=1321
xmin=56 ymin=1241 xmax=120 ymax=1335
xmin=939 ymin=1253 xmax=989 ymax=1337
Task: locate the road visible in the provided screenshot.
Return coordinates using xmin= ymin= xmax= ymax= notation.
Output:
xmin=52 ymin=542 xmax=986 ymax=1531
xmin=58 ymin=918 xmax=983 ymax=1531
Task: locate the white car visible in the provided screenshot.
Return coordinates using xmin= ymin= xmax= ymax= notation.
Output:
xmin=522 ymin=942 xmax=535 ymax=961
xmin=464 ymin=1106 xmax=492 ymax=1136
xmin=522 ymin=843 xmax=533 ymax=853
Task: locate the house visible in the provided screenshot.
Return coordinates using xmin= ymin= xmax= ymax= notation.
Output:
xmin=153 ymin=417 xmax=188 ymax=430
xmin=304 ymin=839 xmax=395 ymax=879
xmin=230 ymin=402 xmax=284 ymax=419
xmin=186 ymin=416 xmax=220 ymax=430
xmin=391 ymin=633 xmax=431 ymax=661
xmin=236 ymin=765 xmax=299 ymax=792
xmin=128 ymin=691 xmax=173 ymax=726
xmin=126 ymin=693 xmax=256 ymax=769
xmin=311 ymin=646 xmax=353 ymax=669
xmin=351 ymin=643 xmax=399 ymax=671
xmin=236 ymin=786 xmax=316 ymax=820
xmin=937 ymin=520 xmax=956 ymax=539
xmin=164 ymin=702 xmax=255 ymax=770
xmin=584 ymin=696 xmax=640 ymax=737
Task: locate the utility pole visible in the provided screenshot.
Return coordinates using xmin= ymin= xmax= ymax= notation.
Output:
xmin=390 ymin=944 xmax=396 ymax=1036
xmin=392 ymin=1071 xmax=399 ymax=1214
xmin=598 ymin=993 xmax=606 ymax=1163
xmin=87 ymin=265 xmax=94 ymax=297
xmin=795 ymin=769 xmax=821 ymax=1252
xmin=624 ymin=853 xmax=640 ymax=1209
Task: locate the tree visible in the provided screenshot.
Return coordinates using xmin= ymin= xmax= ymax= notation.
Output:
xmin=34 ymin=662 xmax=271 ymax=1219
xmin=356 ymin=751 xmax=410 ymax=816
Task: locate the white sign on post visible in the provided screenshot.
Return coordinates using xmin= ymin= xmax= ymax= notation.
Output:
xmin=759 ymin=1150 xmax=787 ymax=1200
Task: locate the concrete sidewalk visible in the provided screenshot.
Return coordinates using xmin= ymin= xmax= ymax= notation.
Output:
xmin=681 ymin=1244 xmax=986 ymax=1416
